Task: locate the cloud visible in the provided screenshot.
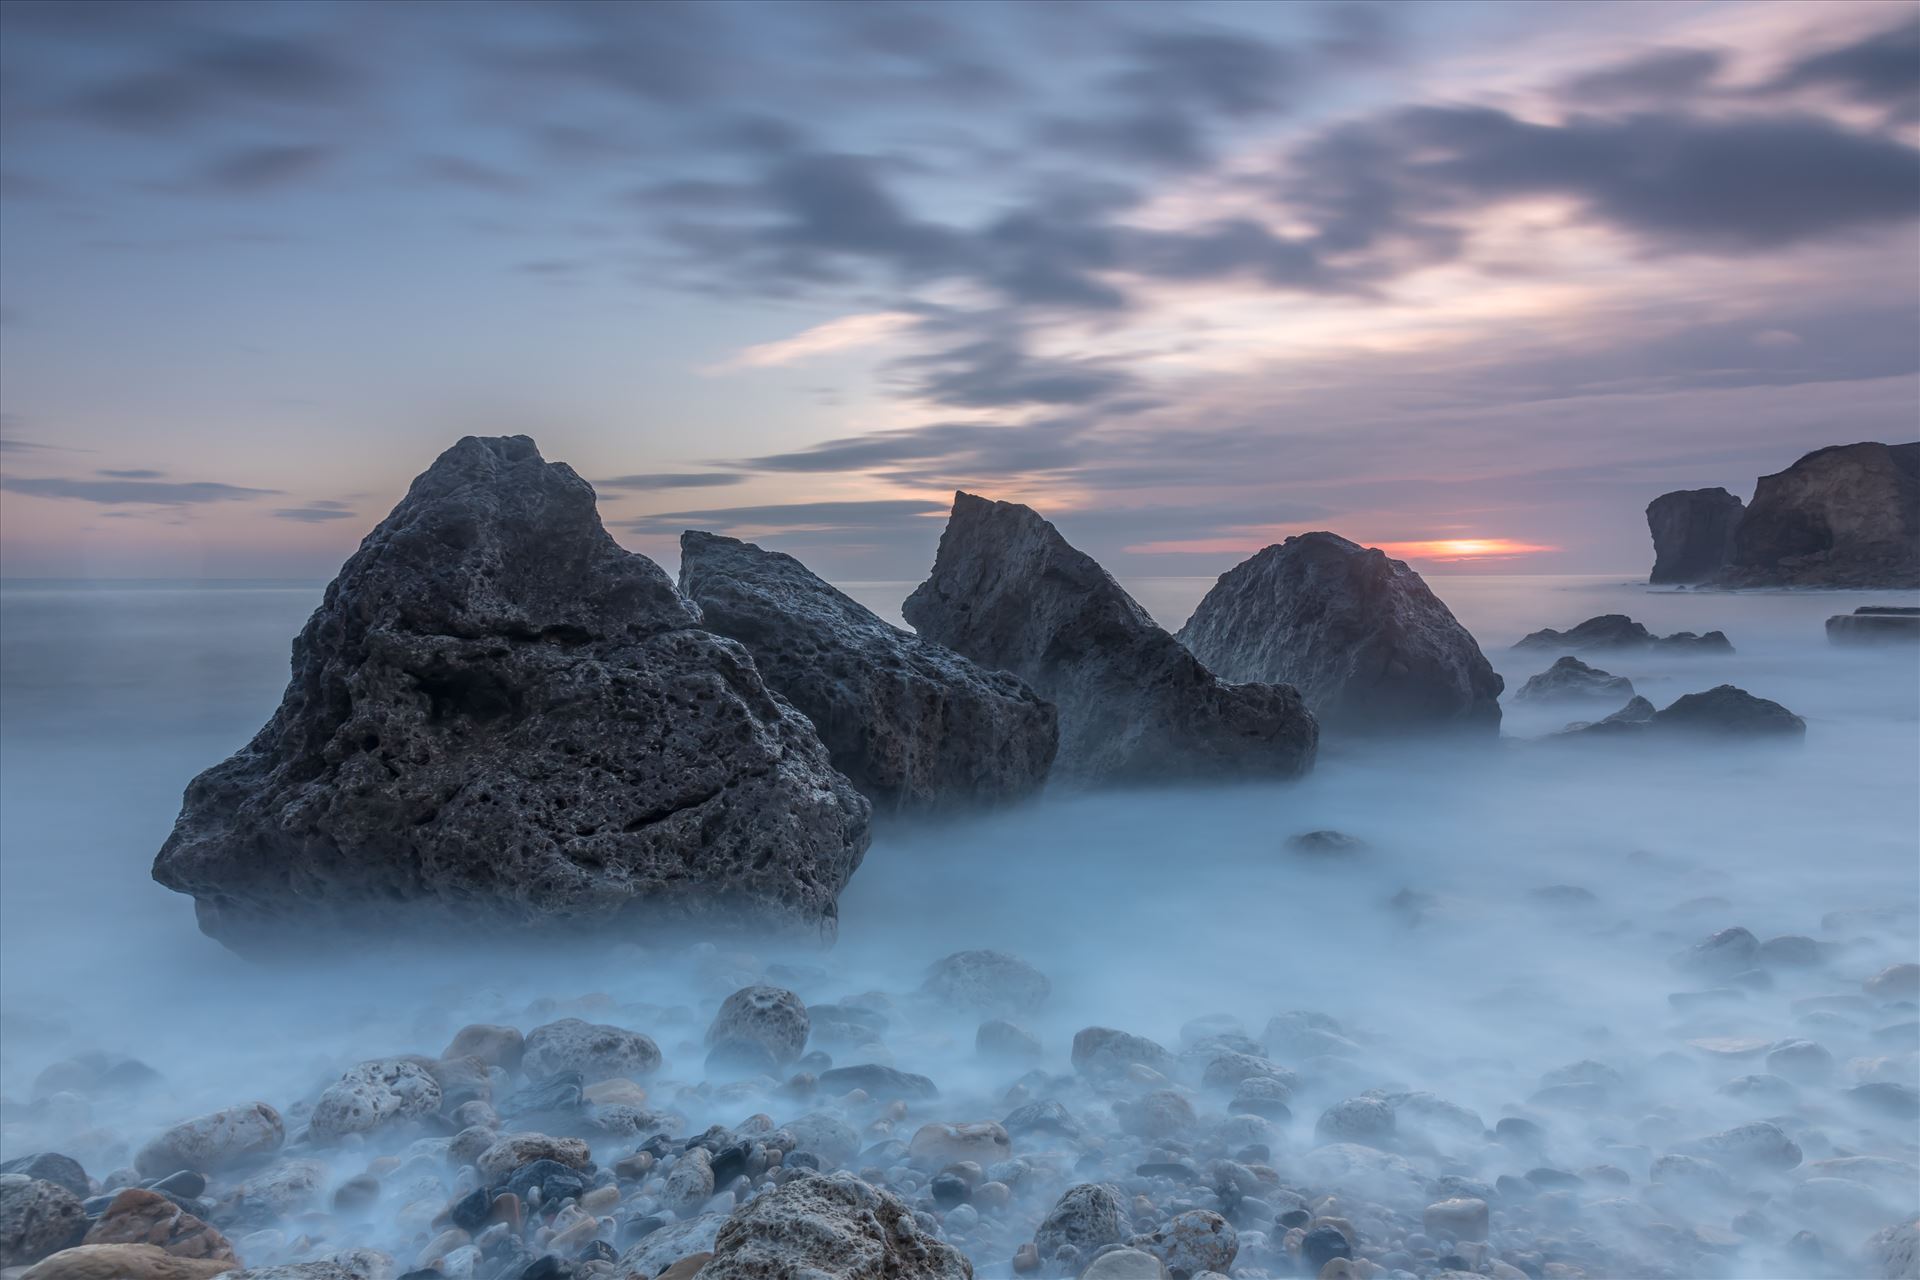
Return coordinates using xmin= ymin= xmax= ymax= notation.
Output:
xmin=273 ymin=502 xmax=358 ymax=522
xmin=193 ymin=143 xmax=334 ymax=193
xmin=709 ymin=312 xmax=914 ymax=370
xmin=1283 ymin=106 xmax=1920 ymax=257
xmin=1561 ymin=48 xmax=1725 ymax=103
xmin=68 ymin=35 xmax=359 ymax=133
xmin=906 ymin=337 xmax=1143 ymax=408
xmin=417 ymin=154 xmax=527 ymax=195
xmin=593 ymin=473 xmax=747 ymax=491
xmin=1767 ymin=15 xmax=1920 ymax=118
xmin=617 ymin=498 xmax=949 ymax=536
xmin=96 ymin=467 xmax=165 ymax=478
xmin=0 ymin=475 xmax=281 ymax=504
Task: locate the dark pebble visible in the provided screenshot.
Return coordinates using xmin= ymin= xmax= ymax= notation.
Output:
xmin=930 ymin=1173 xmax=970 ymax=1208
xmin=1302 ymin=1224 xmax=1352 ymax=1271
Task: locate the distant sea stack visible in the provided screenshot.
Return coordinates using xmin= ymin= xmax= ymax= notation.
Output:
xmin=903 ymin=492 xmax=1318 ymax=783
xmin=678 ymin=530 xmax=1058 ymax=812
xmin=1645 ymin=442 xmax=1920 ymax=588
xmin=1724 ymin=442 xmax=1919 ymax=587
xmin=1176 ymin=532 xmax=1503 ymax=736
xmin=1646 ymin=488 xmax=1743 ymax=584
xmin=152 ymin=436 xmax=871 ymax=954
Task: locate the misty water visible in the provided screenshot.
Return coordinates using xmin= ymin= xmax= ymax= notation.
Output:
xmin=2 ymin=574 xmax=1916 ymax=1279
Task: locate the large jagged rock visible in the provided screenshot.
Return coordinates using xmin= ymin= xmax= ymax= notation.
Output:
xmin=903 ymin=493 xmax=1317 ymax=782
xmin=1512 ymin=614 xmax=1730 ymax=654
xmin=678 ymin=531 xmax=1057 ymax=810
xmin=1176 ymin=532 xmax=1502 ymax=735
xmin=152 ymin=436 xmax=870 ymax=953
xmin=1646 ymin=488 xmax=1743 ymax=584
xmin=1721 ymin=442 xmax=1920 ymax=587
xmin=699 ymin=1171 xmax=972 ymax=1280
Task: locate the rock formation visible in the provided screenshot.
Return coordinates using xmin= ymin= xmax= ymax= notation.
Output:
xmin=1827 ymin=606 xmax=1920 ymax=645
xmin=903 ymin=493 xmax=1317 ymax=782
xmin=1176 ymin=532 xmax=1502 ymax=735
xmin=152 ymin=436 xmax=870 ymax=953
xmin=1512 ymin=614 xmax=1731 ymax=654
xmin=1514 ymin=656 xmax=1635 ymax=703
xmin=1722 ymin=442 xmax=1919 ymax=587
xmin=1555 ymin=687 xmax=1803 ymax=740
xmin=678 ymin=531 xmax=1056 ymax=810
xmin=1646 ymin=489 xmax=1743 ymax=584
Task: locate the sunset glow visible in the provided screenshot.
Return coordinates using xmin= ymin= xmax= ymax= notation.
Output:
xmin=1373 ymin=538 xmax=1561 ymax=561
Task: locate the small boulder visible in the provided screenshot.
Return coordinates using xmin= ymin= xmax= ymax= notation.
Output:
xmin=921 ymin=950 xmax=1050 ymax=1017
xmin=522 ymin=1018 xmax=660 ymax=1082
xmin=81 ymin=1189 xmax=235 ymax=1263
xmin=1033 ymin=1183 xmax=1129 ymax=1276
xmin=907 ymin=1122 xmax=1011 ymax=1170
xmin=308 ymin=1060 xmax=441 ymax=1143
xmin=699 ymin=1171 xmax=970 ymax=1280
xmin=1515 ymin=656 xmax=1634 ymax=704
xmin=134 ymin=1105 xmax=283 ymax=1179
xmin=1128 ymin=1209 xmax=1236 ymax=1277
xmin=0 ymin=1177 xmax=86 ymax=1267
xmin=21 ymin=1245 xmax=234 ymax=1280
xmin=1071 ymin=1028 xmax=1175 ymax=1078
xmin=706 ymin=986 xmax=810 ymax=1072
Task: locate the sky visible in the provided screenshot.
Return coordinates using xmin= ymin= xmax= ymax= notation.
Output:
xmin=1 ymin=0 xmax=1916 ymax=583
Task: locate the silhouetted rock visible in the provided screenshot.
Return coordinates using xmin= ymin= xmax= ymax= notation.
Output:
xmin=1515 ymin=656 xmax=1636 ymax=703
xmin=1647 ymin=488 xmax=1743 ymax=584
xmin=1555 ymin=688 xmax=1802 ymax=740
xmin=153 ymin=436 xmax=870 ymax=953
xmin=1721 ymin=442 xmax=1920 ymax=587
xmin=903 ymin=493 xmax=1317 ymax=782
xmin=1513 ymin=614 xmax=1731 ymax=654
xmin=678 ymin=531 xmax=1057 ymax=811
xmin=1655 ymin=685 xmax=1806 ymax=737
xmin=1176 ymin=532 xmax=1502 ymax=735
xmin=1827 ymin=606 xmax=1920 ymax=646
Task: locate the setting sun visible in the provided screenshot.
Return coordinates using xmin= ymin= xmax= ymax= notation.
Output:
xmin=1375 ymin=538 xmax=1560 ymax=561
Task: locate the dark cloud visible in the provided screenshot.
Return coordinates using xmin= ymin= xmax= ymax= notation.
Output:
xmin=905 ymin=337 xmax=1142 ymax=409
xmin=617 ymin=498 xmax=948 ymax=535
xmin=0 ymin=475 xmax=280 ymax=504
xmin=418 ymin=155 xmax=527 ymax=195
xmin=96 ymin=467 xmax=165 ymax=478
xmin=594 ymin=472 xmax=746 ymax=491
xmin=1283 ymin=105 xmax=1920 ymax=258
xmin=1561 ymin=48 xmax=1725 ymax=103
xmin=1768 ymin=16 xmax=1920 ymax=119
xmin=273 ymin=502 xmax=357 ymax=522
xmin=70 ymin=36 xmax=359 ymax=133
xmin=193 ymin=143 xmax=334 ymax=193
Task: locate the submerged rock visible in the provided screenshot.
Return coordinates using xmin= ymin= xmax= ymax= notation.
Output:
xmin=903 ymin=492 xmax=1317 ymax=782
xmin=1177 ymin=532 xmax=1502 ymax=735
xmin=920 ymin=950 xmax=1050 ymax=1017
xmin=700 ymin=1171 xmax=971 ymax=1280
xmin=1515 ymin=656 xmax=1634 ymax=704
xmin=152 ymin=435 xmax=870 ymax=951
xmin=1556 ymin=688 xmax=1802 ymax=740
xmin=1722 ymin=441 xmax=1920 ymax=588
xmin=679 ymin=531 xmax=1057 ymax=811
xmin=1647 ymin=488 xmax=1744 ymax=584
xmin=1513 ymin=614 xmax=1731 ymax=655
xmin=1828 ymin=606 xmax=1920 ymax=646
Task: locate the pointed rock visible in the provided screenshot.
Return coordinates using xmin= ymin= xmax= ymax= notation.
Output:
xmin=679 ymin=531 xmax=1056 ymax=810
xmin=152 ymin=436 xmax=869 ymax=952
xmin=1176 ymin=532 xmax=1501 ymax=735
xmin=903 ymin=492 xmax=1315 ymax=782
